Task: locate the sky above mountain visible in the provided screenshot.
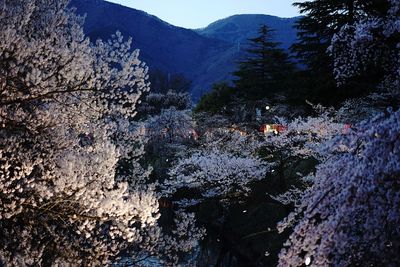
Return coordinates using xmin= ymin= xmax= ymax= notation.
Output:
xmin=105 ymin=0 xmax=304 ymax=29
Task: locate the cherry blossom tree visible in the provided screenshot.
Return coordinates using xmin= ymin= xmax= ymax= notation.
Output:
xmin=276 ymin=2 xmax=400 ymax=264
xmin=200 ymin=127 xmax=264 ymax=157
xmin=145 ymin=107 xmax=195 ymax=145
xmin=0 ymin=0 xmax=202 ymax=265
xmin=277 ymin=109 xmax=400 ymax=266
xmin=143 ymin=106 xmax=197 ymax=181
xmin=164 ymin=149 xmax=268 ymax=199
xmin=329 ymin=0 xmax=400 ymax=96
xmin=336 ymin=93 xmax=392 ymax=123
xmin=162 ymin=124 xmax=268 ymax=207
xmin=268 ymin=105 xmax=344 ymax=161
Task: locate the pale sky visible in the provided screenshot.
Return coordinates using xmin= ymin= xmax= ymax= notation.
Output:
xmin=105 ymin=0 xmax=303 ymax=29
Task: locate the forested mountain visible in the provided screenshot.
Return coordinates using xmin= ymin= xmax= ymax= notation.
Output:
xmin=69 ymin=0 xmax=298 ymax=99
xmin=196 ymin=14 xmax=299 ymax=50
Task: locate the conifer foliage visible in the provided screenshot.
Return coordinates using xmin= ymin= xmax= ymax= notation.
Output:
xmin=234 ymin=25 xmax=294 ymax=99
xmin=291 ymin=0 xmax=362 ymax=104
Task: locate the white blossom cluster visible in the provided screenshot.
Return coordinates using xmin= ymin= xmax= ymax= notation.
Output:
xmin=0 ymin=0 xmax=201 ymax=265
xmin=265 ymin=103 xmax=365 ymax=207
xmin=201 ymin=127 xmax=264 ymax=157
xmin=158 ymin=211 xmax=206 ymax=264
xmin=330 ymin=0 xmax=400 ymax=95
xmin=269 ymin=187 xmax=304 ymax=206
xmin=161 ymin=120 xmax=268 ymax=202
xmin=268 ymin=106 xmax=344 ymax=161
xmin=277 ymin=109 xmax=400 ymax=266
xmin=274 ymin=4 xmax=399 ymax=260
xmin=145 ymin=107 xmax=195 ymax=144
xmin=166 ymin=108 xmax=343 ymax=207
xmin=336 ymin=93 xmax=390 ymax=124
xmin=164 ymin=149 xmax=268 ymax=199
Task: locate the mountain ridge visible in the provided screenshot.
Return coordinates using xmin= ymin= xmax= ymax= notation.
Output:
xmin=70 ymin=0 xmax=299 ymax=99
xmin=197 ymin=14 xmax=299 ymax=50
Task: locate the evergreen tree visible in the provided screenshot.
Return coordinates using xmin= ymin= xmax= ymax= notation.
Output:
xmin=194 ymin=82 xmax=235 ymax=114
xmin=290 ymin=0 xmax=355 ymax=106
xmin=233 ymin=25 xmax=295 ymax=100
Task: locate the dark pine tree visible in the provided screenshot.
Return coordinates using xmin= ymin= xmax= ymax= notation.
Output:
xmin=233 ymin=25 xmax=295 ymax=100
xmin=194 ymin=82 xmax=235 ymax=114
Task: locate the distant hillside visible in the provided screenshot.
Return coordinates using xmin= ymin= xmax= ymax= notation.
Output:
xmin=70 ymin=0 xmax=298 ymax=100
xmin=196 ymin=14 xmax=299 ymax=50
